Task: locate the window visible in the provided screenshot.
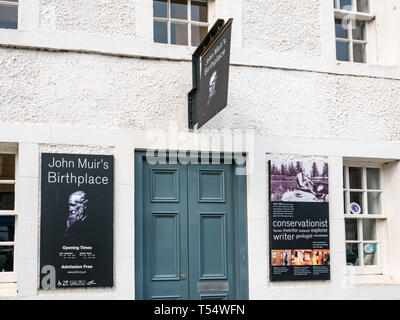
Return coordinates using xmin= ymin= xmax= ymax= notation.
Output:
xmin=153 ymin=0 xmax=209 ymax=47
xmin=0 ymin=0 xmax=18 ymax=30
xmin=0 ymin=153 xmax=16 ymax=283
xmin=0 ymin=154 xmax=16 ymax=282
xmin=333 ymin=0 xmax=374 ymax=63
xmin=343 ymin=164 xmax=385 ymax=274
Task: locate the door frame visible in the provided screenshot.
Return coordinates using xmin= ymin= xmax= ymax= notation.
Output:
xmin=134 ymin=151 xmax=249 ymax=300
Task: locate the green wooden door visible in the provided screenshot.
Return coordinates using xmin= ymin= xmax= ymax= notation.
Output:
xmin=138 ymin=154 xmax=246 ymax=300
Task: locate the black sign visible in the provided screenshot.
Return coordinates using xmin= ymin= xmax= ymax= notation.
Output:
xmin=197 ymin=20 xmax=232 ymax=128
xmin=188 ymin=19 xmax=233 ymax=130
xmin=40 ymin=153 xmax=114 ymax=288
xmin=269 ymin=160 xmax=330 ymax=281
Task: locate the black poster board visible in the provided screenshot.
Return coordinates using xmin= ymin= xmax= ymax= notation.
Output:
xmin=40 ymin=153 xmax=113 ymax=288
xmin=197 ymin=19 xmax=232 ymax=128
xmin=268 ymin=160 xmax=330 ymax=281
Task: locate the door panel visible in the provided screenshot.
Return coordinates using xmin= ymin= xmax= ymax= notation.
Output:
xmin=151 ymin=212 xmax=180 ymax=280
xmin=143 ymin=163 xmax=188 ymax=300
xmin=188 ymin=164 xmax=236 ymax=299
xmin=198 ymin=170 xmax=225 ymax=202
xmin=151 ymin=169 xmax=179 ymax=202
xmin=199 ymin=213 xmax=227 ymax=279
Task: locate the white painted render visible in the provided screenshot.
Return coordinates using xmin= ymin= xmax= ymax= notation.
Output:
xmin=0 ymin=0 xmax=400 ymax=299
xmin=243 ymin=0 xmax=322 ymax=56
xmin=39 ymin=0 xmax=137 ymax=38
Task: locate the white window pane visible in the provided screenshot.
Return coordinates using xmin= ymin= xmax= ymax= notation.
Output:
xmin=0 ymin=4 xmax=18 ymax=30
xmin=171 ymin=0 xmax=188 ymax=20
xmin=349 ymin=167 xmax=362 ymax=189
xmin=0 ymin=154 xmax=15 ymax=180
xmin=352 ymin=20 xmax=366 ymax=40
xmin=0 ymin=184 xmax=14 ymax=211
xmin=363 ymin=244 xmax=378 ymax=265
xmin=171 ymin=22 xmax=188 ymax=45
xmin=0 ymin=246 xmax=14 ymax=272
xmin=345 ymin=219 xmax=358 ymax=240
xmin=0 ymin=216 xmax=15 ymax=242
xmin=336 ymin=40 xmax=350 ymax=61
xmin=340 ymin=0 xmax=353 ymax=10
xmin=357 ymin=0 xmax=369 ymax=13
xmin=362 ymin=219 xmax=376 ymax=240
xmin=367 ymin=192 xmax=381 ymax=215
xmin=346 ymin=243 xmax=360 ymax=266
xmin=353 ymin=42 xmax=366 ymax=63
xmin=191 ymin=1 xmax=207 ymax=22
xmin=335 ymin=19 xmax=348 ymax=39
xmin=350 ymin=192 xmax=363 ymax=214
xmin=191 ymin=24 xmax=207 ymax=46
xmin=333 ymin=0 xmax=337 ymax=9
xmin=154 ymin=21 xmax=168 ymax=44
xmin=367 ymin=168 xmax=380 ymax=190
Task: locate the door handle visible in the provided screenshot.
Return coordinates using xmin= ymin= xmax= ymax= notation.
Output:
xmin=181 ymin=274 xmax=186 ymax=280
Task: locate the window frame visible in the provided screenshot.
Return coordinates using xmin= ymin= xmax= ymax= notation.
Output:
xmin=153 ymin=0 xmax=209 ymax=47
xmin=333 ymin=0 xmax=372 ymax=15
xmin=335 ymin=18 xmax=368 ymax=63
xmin=343 ymin=162 xmax=386 ymax=275
xmin=0 ymin=0 xmax=19 ymax=30
xmin=333 ymin=0 xmax=375 ymax=64
xmin=0 ymin=151 xmax=17 ymax=283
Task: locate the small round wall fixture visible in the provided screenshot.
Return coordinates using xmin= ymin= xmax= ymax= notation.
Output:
xmin=350 ymin=202 xmax=361 ymax=214
xmin=364 ymin=244 xmax=376 ymax=254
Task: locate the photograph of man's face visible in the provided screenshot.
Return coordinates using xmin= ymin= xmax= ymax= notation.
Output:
xmin=67 ymin=191 xmax=88 ymax=229
xmin=207 ymin=70 xmax=218 ymax=106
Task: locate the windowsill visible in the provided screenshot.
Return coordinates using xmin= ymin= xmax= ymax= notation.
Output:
xmin=335 ymin=58 xmax=397 ymax=68
xmin=336 ymin=60 xmax=366 ymax=65
xmin=0 ymin=271 xmax=16 ymax=283
xmin=345 ymin=273 xmax=397 ymax=285
xmin=0 ymin=29 xmax=399 ymax=81
xmin=0 ymin=282 xmax=17 ymax=298
xmin=343 ymin=213 xmax=386 ymax=219
xmin=154 ymin=41 xmax=202 ymax=49
xmin=0 ymin=28 xmax=194 ymax=61
xmin=332 ymin=60 xmax=399 ymax=78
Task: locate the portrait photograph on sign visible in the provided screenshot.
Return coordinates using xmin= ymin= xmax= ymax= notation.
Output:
xmin=270 ymin=160 xmax=329 ymax=203
xmin=268 ymin=159 xmax=330 ymax=281
xmin=40 ymin=153 xmax=114 ymax=288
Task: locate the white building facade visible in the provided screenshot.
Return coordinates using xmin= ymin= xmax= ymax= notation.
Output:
xmin=1 ymin=0 xmax=400 ymax=299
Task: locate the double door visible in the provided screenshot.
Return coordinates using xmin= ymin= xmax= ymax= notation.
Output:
xmin=142 ymin=160 xmax=236 ymax=300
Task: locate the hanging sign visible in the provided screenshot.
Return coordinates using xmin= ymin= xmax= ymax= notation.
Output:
xmin=197 ymin=19 xmax=232 ymax=128
xmin=40 ymin=153 xmax=114 ymax=288
xmin=188 ymin=18 xmax=233 ymax=129
xmin=269 ymin=160 xmax=330 ymax=281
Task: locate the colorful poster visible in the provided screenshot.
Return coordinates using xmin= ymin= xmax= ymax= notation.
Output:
xmin=40 ymin=153 xmax=114 ymax=288
xmin=269 ymin=160 xmax=330 ymax=281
